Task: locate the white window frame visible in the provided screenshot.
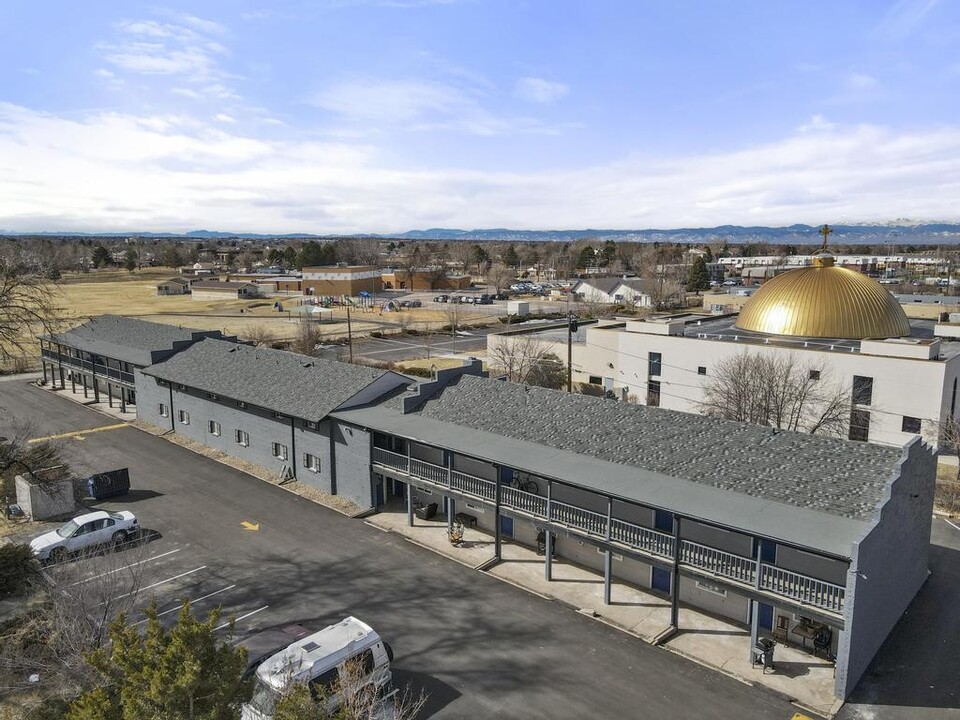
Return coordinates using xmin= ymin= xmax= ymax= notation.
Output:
xmin=208 ymin=420 xmax=221 ymax=436
xmin=302 ymin=453 xmax=321 ymax=473
xmin=178 ymin=409 xmax=190 ymax=425
xmin=235 ymin=429 xmax=249 ymax=447
xmin=272 ymin=442 xmax=288 ymax=460
xmin=237 ymin=401 xmax=247 ymax=409
xmin=306 ymin=420 xmax=318 ymax=430
xmin=158 ymin=403 xmax=169 ymax=418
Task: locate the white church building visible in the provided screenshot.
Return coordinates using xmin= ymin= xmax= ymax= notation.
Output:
xmin=490 ymin=250 xmax=960 ymax=448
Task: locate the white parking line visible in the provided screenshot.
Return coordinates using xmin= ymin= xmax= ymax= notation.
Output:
xmin=215 ymin=605 xmax=269 ymax=631
xmin=68 ymin=549 xmax=182 ymax=587
xmin=110 ymin=565 xmax=207 ymax=602
xmin=133 ymin=584 xmax=238 ymax=626
xmin=945 ymin=519 xmax=960 ymax=532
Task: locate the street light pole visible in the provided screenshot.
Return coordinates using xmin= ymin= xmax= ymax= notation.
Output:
xmin=566 ymin=290 xmax=573 ymax=393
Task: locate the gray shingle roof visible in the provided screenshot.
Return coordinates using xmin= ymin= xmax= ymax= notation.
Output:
xmin=46 ymin=315 xmax=220 ymax=366
xmin=574 ymin=278 xmax=622 ymax=294
xmin=142 ymin=338 xmax=393 ymax=420
xmin=191 ymin=281 xmax=257 ymax=289
xmin=412 ymin=375 xmax=904 ymax=522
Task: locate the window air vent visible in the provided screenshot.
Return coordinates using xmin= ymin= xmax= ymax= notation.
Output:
xmin=302 ymin=642 xmax=319 ymax=652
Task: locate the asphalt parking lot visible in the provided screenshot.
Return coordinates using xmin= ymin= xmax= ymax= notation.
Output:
xmin=1 ymin=380 xmax=797 ymax=719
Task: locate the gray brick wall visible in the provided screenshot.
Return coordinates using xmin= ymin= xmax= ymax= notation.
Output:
xmin=332 ymin=420 xmax=373 ymax=508
xmin=835 ymin=438 xmax=936 ymax=698
xmin=134 ymin=372 xmax=333 ymax=489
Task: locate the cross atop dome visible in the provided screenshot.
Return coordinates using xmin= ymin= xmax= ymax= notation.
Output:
xmin=819 ymin=223 xmax=832 ymax=251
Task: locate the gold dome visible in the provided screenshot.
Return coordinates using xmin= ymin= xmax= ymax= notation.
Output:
xmin=734 ymin=253 xmax=911 ymax=339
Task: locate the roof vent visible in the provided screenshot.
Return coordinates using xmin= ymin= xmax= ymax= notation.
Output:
xmin=302 ymin=641 xmax=319 ymax=652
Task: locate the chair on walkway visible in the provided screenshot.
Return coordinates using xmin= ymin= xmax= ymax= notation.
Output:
xmin=415 ymin=502 xmax=438 ymax=521
xmin=813 ymin=627 xmax=834 ymax=661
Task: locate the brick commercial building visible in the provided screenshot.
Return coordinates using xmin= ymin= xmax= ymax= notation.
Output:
xmin=302 ymin=265 xmax=382 ymax=296
xmin=42 ymin=315 xmax=941 ymax=702
xmin=381 ymin=269 xmax=472 ymax=291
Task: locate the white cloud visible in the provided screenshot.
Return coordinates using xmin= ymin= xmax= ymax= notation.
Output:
xmin=0 ymin=102 xmax=958 ymax=233
xmin=94 ymin=68 xmax=116 ymax=79
xmin=96 ymin=13 xmax=235 ymax=98
xmin=308 ymin=77 xmax=563 ymax=136
xmin=798 ymin=114 xmax=835 ymax=133
xmin=514 ymin=77 xmax=569 ymax=104
xmin=847 ymin=72 xmax=880 ymax=90
xmin=241 ymin=9 xmax=273 ymax=21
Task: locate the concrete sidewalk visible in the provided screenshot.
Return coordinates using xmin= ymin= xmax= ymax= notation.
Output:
xmin=37 ymin=380 xmax=137 ymax=422
xmin=368 ymin=507 xmax=840 ymax=718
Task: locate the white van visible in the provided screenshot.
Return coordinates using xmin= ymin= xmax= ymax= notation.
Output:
xmin=241 ymin=616 xmax=393 ymax=720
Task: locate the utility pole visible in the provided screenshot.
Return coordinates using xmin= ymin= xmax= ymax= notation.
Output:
xmin=566 ymin=290 xmax=573 ymax=393
xmin=346 ymin=302 xmax=354 ymax=363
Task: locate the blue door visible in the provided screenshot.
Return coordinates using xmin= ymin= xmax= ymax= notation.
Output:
xmin=651 ymin=566 xmax=671 ymax=594
xmin=758 ymin=602 xmax=774 ymax=631
xmin=374 ymin=478 xmax=385 ymax=507
xmin=757 ymin=538 xmax=777 ymax=564
xmin=500 ymin=515 xmax=514 ymax=537
xmin=654 ymin=510 xmax=674 ymax=533
xmin=393 ymin=479 xmax=405 ymax=499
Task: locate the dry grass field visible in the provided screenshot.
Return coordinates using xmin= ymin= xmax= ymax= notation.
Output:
xmin=2 ymin=268 xmax=502 ymax=370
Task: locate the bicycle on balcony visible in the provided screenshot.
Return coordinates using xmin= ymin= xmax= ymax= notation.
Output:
xmin=509 ymin=475 xmax=539 ymax=494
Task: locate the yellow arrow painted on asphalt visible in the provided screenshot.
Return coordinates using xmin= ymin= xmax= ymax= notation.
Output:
xmin=241 ymin=521 xmax=260 ymax=531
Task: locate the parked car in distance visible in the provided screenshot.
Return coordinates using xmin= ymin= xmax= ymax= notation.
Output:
xmin=29 ymin=510 xmax=139 ymax=563
xmin=406 ymin=299 xmax=422 ymax=307
xmin=433 ymin=294 xmax=449 ymax=303
xmin=493 ymin=292 xmax=509 ymax=300
xmin=477 ymin=294 xmax=493 ymax=304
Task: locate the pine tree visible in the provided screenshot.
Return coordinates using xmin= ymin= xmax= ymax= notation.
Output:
xmin=67 ymin=602 xmax=251 ymax=720
xmin=686 ymin=256 xmax=711 ymax=294
xmin=91 ymin=246 xmax=112 ymax=269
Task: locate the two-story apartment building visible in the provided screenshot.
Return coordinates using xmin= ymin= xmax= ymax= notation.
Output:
xmin=40 ymin=315 xmax=937 ymax=701
xmin=39 ymin=316 xmax=229 ymax=412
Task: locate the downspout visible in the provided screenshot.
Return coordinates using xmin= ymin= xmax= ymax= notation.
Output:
xmin=168 ymin=383 xmax=175 ymax=432
xmin=328 ymin=420 xmax=338 ymax=495
xmin=290 ymin=417 xmax=297 ymax=479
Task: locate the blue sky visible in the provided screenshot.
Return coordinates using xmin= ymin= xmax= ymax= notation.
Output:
xmin=1 ymin=0 xmax=958 ymax=233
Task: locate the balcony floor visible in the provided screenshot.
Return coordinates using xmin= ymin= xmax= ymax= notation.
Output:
xmin=368 ymin=503 xmax=841 ymax=718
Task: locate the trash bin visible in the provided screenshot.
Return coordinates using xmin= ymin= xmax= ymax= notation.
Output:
xmin=85 ymin=468 xmax=131 ymax=500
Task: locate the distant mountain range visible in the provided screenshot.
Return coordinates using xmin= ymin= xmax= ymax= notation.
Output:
xmin=4 ymin=223 xmax=960 ymax=245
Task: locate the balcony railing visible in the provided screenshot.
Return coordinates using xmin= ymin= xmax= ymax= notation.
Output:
xmin=610 ymin=519 xmax=674 ymax=559
xmin=450 ymin=470 xmax=495 ymax=501
xmin=550 ymin=500 xmax=607 ymax=537
xmin=759 ymin=563 xmax=846 ymax=614
xmin=679 ymin=540 xmax=757 ymax=585
xmin=41 ymin=349 xmax=135 ymax=384
xmin=371 ymin=446 xmax=846 ymax=614
xmin=501 ymin=486 xmax=547 ymax=517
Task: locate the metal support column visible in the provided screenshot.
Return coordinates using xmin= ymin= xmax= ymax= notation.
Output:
xmin=70 ymin=371 xmax=76 ymax=393
xmin=120 ymin=386 xmax=126 ymax=413
xmin=58 ymin=365 xmax=65 ymax=390
xmin=603 ymin=496 xmax=613 ymax=605
xmin=748 ymin=540 xmax=763 ymax=662
xmin=406 ymin=483 xmax=414 ymax=527
xmin=406 ymin=442 xmax=413 ymax=526
xmin=494 ymin=465 xmax=502 ymax=561
xmin=41 ymin=361 xmax=48 ymax=385
xmin=544 ymin=479 xmax=553 ymax=581
xmin=447 ymin=497 xmax=455 ymax=533
xmin=107 ymin=382 xmax=113 ymax=407
xmin=82 ymin=375 xmax=88 ymax=399
xmin=670 ymin=515 xmax=682 ymax=629
xmin=92 ymin=376 xmax=100 ymax=403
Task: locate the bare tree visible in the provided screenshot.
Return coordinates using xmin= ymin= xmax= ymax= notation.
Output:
xmin=243 ymin=324 xmax=277 ymax=347
xmin=485 ymin=262 xmax=515 ymax=293
xmin=0 ymin=540 xmax=151 ymax=709
xmin=0 ymin=252 xmax=63 ymax=366
xmin=700 ymin=352 xmax=850 ymax=436
xmin=488 ymin=336 xmax=564 ymax=385
xmin=273 ymin=656 xmax=426 ymax=720
xmin=290 ymin=319 xmax=323 ymax=357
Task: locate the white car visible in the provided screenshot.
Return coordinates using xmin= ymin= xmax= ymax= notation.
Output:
xmin=30 ymin=510 xmax=139 ymax=563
